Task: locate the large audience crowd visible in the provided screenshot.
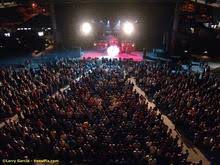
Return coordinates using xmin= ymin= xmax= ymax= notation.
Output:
xmin=0 ymin=59 xmax=90 ymax=120
xmin=132 ymin=62 xmax=220 ymax=163
xmin=0 ymin=58 xmax=219 ymax=164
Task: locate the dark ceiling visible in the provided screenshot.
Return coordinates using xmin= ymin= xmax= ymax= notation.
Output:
xmin=54 ymin=0 xmax=176 ymax=4
xmin=53 ymin=0 xmax=220 ymax=8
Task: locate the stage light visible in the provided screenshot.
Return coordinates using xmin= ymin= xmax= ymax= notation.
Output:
xmin=114 ymin=20 xmax=121 ymax=30
xmin=107 ymin=45 xmax=120 ymax=57
xmin=32 ymin=3 xmax=37 ymax=8
xmin=107 ymin=20 xmax=110 ymax=27
xmin=4 ymin=33 xmax=11 ymax=37
xmin=81 ymin=22 xmax=92 ymax=35
xmin=122 ymin=21 xmax=134 ymax=35
xmin=190 ymin=27 xmax=194 ymax=33
xmin=38 ymin=31 xmax=44 ymax=37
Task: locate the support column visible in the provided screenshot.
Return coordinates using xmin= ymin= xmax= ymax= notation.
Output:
xmin=49 ymin=0 xmax=59 ymax=47
xmin=170 ymin=1 xmax=181 ymax=56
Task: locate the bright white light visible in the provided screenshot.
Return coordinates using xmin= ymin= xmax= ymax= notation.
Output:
xmin=107 ymin=20 xmax=110 ymax=27
xmin=184 ymin=50 xmax=188 ymax=53
xmin=38 ymin=31 xmax=44 ymax=37
xmin=190 ymin=27 xmax=194 ymax=33
xmin=107 ymin=45 xmax=120 ymax=57
xmin=123 ymin=21 xmax=134 ymax=35
xmin=204 ymin=50 xmax=208 ymax=54
xmin=4 ymin=33 xmax=11 ymax=37
xmin=81 ymin=22 xmax=92 ymax=35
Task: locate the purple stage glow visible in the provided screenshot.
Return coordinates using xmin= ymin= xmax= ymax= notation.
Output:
xmin=81 ymin=50 xmax=143 ymax=61
xmin=107 ymin=45 xmax=120 ymax=57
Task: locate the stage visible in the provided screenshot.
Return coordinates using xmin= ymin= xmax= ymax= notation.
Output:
xmin=81 ymin=51 xmax=144 ymax=61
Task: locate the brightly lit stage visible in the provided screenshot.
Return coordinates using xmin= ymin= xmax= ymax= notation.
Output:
xmin=81 ymin=51 xmax=144 ymax=61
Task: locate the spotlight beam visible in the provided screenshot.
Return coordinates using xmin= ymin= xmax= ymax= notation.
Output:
xmin=122 ymin=21 xmax=134 ymax=36
xmin=80 ymin=22 xmax=92 ymax=35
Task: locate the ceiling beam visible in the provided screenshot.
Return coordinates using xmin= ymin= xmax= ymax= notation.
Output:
xmin=191 ymin=0 xmax=220 ymax=8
